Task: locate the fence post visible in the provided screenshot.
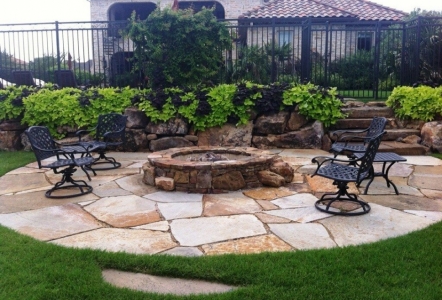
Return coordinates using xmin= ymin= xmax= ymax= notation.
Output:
xmin=55 ymin=21 xmax=61 ymax=71
xmin=301 ymin=18 xmax=312 ymax=82
xmin=271 ymin=17 xmax=276 ymax=83
xmin=415 ymin=17 xmax=422 ymax=84
xmin=373 ymin=22 xmax=381 ymax=99
xmin=400 ymin=21 xmax=406 ymax=86
xmin=324 ymin=21 xmax=329 ymax=87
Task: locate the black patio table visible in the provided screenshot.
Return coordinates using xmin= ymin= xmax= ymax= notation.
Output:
xmin=354 ymin=152 xmax=407 ymax=195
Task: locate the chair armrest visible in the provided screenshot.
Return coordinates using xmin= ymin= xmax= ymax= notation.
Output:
xmin=332 ymin=128 xmax=368 ymax=141
xmin=103 ymin=129 xmax=125 ymax=142
xmin=75 ymin=127 xmax=96 ymax=141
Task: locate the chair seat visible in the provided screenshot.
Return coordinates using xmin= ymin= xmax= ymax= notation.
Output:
xmin=330 ymin=143 xmax=366 ymax=154
xmin=316 ymin=163 xmax=369 ymax=183
xmin=78 ymin=141 xmax=107 ymax=150
xmin=42 ymin=157 xmax=95 ymax=169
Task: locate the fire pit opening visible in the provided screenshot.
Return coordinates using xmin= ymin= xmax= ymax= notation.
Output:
xmin=142 ymin=147 xmax=294 ymax=193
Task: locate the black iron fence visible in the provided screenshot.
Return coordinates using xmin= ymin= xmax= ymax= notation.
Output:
xmin=0 ymin=17 xmax=441 ymax=98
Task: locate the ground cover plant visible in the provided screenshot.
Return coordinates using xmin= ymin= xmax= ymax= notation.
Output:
xmin=0 ymin=151 xmax=441 ymax=299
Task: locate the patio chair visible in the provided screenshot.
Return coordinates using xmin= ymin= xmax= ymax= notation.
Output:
xmin=329 ymin=116 xmax=387 ymax=158
xmin=25 ymin=126 xmax=96 ymax=199
xmin=311 ymin=131 xmax=385 ymax=216
xmin=55 ymin=70 xmax=77 ymax=88
xmin=74 ymin=113 xmax=127 ymax=170
xmin=12 ymin=70 xmax=35 ymax=86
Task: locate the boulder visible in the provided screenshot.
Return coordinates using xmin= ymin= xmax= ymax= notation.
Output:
xmin=119 ymin=129 xmax=148 ymax=152
xmin=149 ymin=137 xmax=194 ymax=152
xmin=257 ymin=170 xmax=285 ymax=187
xmin=0 ymin=130 xmax=23 ymax=150
xmin=125 ymin=107 xmax=148 ymax=129
xmin=142 ymin=163 xmax=156 ymax=186
xmin=286 ymin=110 xmax=308 ymax=131
xmin=155 ymin=177 xmax=175 ymax=191
xmin=146 ymin=117 xmax=188 ymax=135
xmin=401 ymin=135 xmax=421 ymax=144
xmin=421 ymin=121 xmax=442 ymax=153
xmin=197 ymin=121 xmax=253 ymax=147
xmin=270 ymin=161 xmax=294 ymax=183
xmin=0 ymin=120 xmax=26 ymax=131
xmin=254 ymin=111 xmax=289 ymax=134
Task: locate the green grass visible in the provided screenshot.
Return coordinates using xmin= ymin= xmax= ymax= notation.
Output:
xmin=0 ymin=150 xmax=36 ymax=175
xmin=338 ymin=89 xmax=391 ymax=101
xmin=1 ymin=151 xmax=441 ymax=299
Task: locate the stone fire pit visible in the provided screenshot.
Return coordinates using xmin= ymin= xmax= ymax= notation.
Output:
xmin=142 ymin=146 xmax=294 ymax=193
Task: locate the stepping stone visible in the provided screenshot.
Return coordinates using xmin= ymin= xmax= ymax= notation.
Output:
xmin=51 ymin=228 xmax=177 ymax=254
xmin=84 ymin=195 xmax=160 ymax=227
xmin=203 ymin=192 xmax=262 ymax=216
xmin=144 ymin=191 xmax=203 ymax=203
xmin=102 ymin=269 xmax=236 ymax=295
xmin=161 ymin=247 xmax=204 ymax=257
xmin=318 ymin=203 xmax=436 ymax=247
xmin=170 ymin=215 xmax=266 ymax=246
xmin=268 ymin=223 xmax=337 ymax=250
xmin=0 ymin=190 xmax=98 ymax=214
xmin=243 ymin=187 xmax=295 ymax=200
xmin=0 ymin=203 xmax=102 ymax=241
xmin=202 ymin=234 xmax=292 ymax=255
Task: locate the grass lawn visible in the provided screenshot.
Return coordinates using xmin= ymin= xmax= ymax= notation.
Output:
xmin=338 ymin=89 xmax=391 ymax=100
xmin=1 ymin=151 xmax=441 ymax=299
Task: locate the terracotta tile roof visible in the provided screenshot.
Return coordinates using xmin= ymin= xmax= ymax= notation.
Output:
xmin=241 ymin=0 xmax=407 ymax=21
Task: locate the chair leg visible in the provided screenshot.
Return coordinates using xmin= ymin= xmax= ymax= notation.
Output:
xmin=45 ymin=167 xmax=93 ymax=199
xmin=315 ymin=181 xmax=371 ymax=216
xmin=87 ymin=151 xmax=121 ymax=171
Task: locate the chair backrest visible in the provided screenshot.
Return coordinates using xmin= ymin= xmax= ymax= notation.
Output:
xmin=95 ymin=113 xmax=127 ymax=143
xmin=25 ymin=126 xmax=58 ymax=168
xmin=55 ymin=70 xmax=77 ymax=88
xmin=12 ymin=70 xmax=35 ymax=86
xmin=365 ymin=117 xmax=387 ymax=141
xmin=356 ymin=131 xmax=385 ymax=182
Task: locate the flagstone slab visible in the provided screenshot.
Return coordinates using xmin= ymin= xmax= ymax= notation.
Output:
xmin=125 ymin=161 xmax=148 ymax=168
xmin=133 ymin=221 xmax=170 ymax=231
xmin=318 ymin=203 xmax=436 ymax=247
xmin=404 ymin=210 xmax=442 ymax=222
xmin=91 ymin=181 xmax=133 ymax=197
xmin=242 ymin=187 xmax=295 ymax=200
xmin=102 ymin=269 xmax=235 ymax=295
xmin=414 ymin=165 xmax=442 ymax=175
xmin=264 ymin=207 xmax=333 ymax=223
xmin=161 ymin=247 xmax=204 ymax=257
xmin=420 ymin=189 xmax=442 ymax=199
xmin=409 ymin=173 xmax=442 ymax=191
xmin=158 ymin=202 xmax=202 ymax=220
xmin=51 ymin=228 xmax=177 ymax=254
xmin=271 ymin=193 xmax=319 ymax=208
xmin=284 ymin=182 xmax=311 ymax=193
xmin=278 ymin=149 xmax=330 ymax=158
xmin=84 ymin=195 xmax=160 ymax=227
xmin=358 ymin=177 xmax=423 ymax=196
xmin=306 ymin=175 xmax=359 ymax=194
xmin=104 ymin=152 xmax=149 ymax=161
xmin=0 ymin=190 xmax=98 ymax=214
xmin=170 ymin=215 xmax=267 ymax=246
xmin=202 ymin=234 xmax=292 ymax=255
xmin=268 ymin=223 xmax=337 ymax=250
xmin=372 ymin=162 xmax=413 ymax=177
xmin=282 ymin=156 xmax=314 ymax=167
xmin=0 ymin=203 xmax=102 ymax=241
xmin=0 ymin=173 xmax=51 ymax=195
xmin=116 ymin=174 xmax=158 ymax=196
xmin=359 ymin=194 xmax=442 ymax=211
xmin=6 ymin=167 xmax=45 ymax=175
xmin=295 ymin=164 xmax=318 ymax=175
xmin=144 ymin=191 xmax=203 ymax=203
xmin=254 ymin=212 xmax=291 ymax=223
xmin=401 ymin=156 xmax=442 ymax=166
xmin=256 ymin=199 xmax=279 ymax=210
xmin=203 ymin=192 xmax=261 ymax=216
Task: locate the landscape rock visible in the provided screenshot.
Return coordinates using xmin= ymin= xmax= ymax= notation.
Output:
xmin=257 ymin=170 xmax=285 ymax=187
xmin=0 ymin=130 xmax=23 ymax=150
xmin=155 ymin=177 xmax=175 ymax=191
xmin=149 ymin=137 xmax=194 ymax=152
xmin=254 ymin=111 xmax=289 ymax=134
xmin=286 ymin=110 xmax=308 ymax=131
xmin=270 ymin=161 xmax=294 ymax=183
xmin=212 ymin=171 xmax=246 ymax=190
xmin=125 ymin=107 xmax=148 ymax=129
xmin=420 ymin=121 xmax=442 ymax=152
xmin=401 ymin=135 xmax=421 ymax=144
xmin=146 ymin=117 xmax=188 ymax=135
xmin=197 ymin=122 xmax=253 ymax=147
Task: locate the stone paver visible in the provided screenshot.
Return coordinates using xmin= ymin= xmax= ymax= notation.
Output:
xmin=132 ymin=221 xmax=169 ymax=231
xmin=170 ymin=215 xmax=267 ymax=246
xmin=51 ymin=228 xmax=177 ymax=254
xmin=0 ymin=203 xmax=102 ymax=241
xmin=144 ymin=191 xmax=203 ymax=203
xmin=0 ymin=173 xmax=51 ymax=195
xmin=91 ymin=181 xmax=133 ymax=197
xmin=161 ymin=247 xmax=204 ymax=257
xmin=203 ymin=192 xmax=262 ymax=216
xmin=243 ymin=187 xmax=295 ymax=200
xmin=158 ymin=202 xmax=203 ymax=220
xmin=264 ymin=207 xmax=333 ymax=223
xmin=271 ymin=193 xmax=319 ymax=208
xmin=359 ymin=194 xmax=442 ymax=211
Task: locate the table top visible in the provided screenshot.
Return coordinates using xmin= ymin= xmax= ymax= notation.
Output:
xmin=354 ymin=152 xmax=407 ymax=162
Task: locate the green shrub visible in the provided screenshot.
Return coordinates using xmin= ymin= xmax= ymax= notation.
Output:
xmin=386 ymin=85 xmax=442 ymax=121
xmin=329 ymin=51 xmax=375 ymax=89
xmin=0 ymin=86 xmax=40 ymax=121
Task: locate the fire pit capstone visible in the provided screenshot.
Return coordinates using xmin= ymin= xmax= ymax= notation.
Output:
xmin=142 ymin=146 xmax=294 ymax=193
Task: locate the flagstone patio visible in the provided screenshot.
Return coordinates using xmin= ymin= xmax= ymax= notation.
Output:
xmin=1 ymin=149 xmax=441 ymax=256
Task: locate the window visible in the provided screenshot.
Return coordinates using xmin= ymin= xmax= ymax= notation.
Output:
xmin=279 ymin=31 xmax=293 ymax=47
xmin=357 ymin=32 xmax=373 ymax=51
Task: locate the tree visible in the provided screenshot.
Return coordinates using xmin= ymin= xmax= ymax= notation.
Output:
xmin=124 ymin=7 xmax=232 ymax=88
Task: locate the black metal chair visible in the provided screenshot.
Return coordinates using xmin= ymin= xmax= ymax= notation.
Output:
xmin=55 ymin=70 xmax=77 ymax=88
xmin=329 ymin=116 xmax=387 ymax=158
xmin=74 ymin=113 xmax=127 ymax=170
xmin=311 ymin=131 xmax=385 ymax=216
xmin=12 ymin=70 xmax=36 ymax=86
xmin=25 ymin=126 xmax=96 ymax=199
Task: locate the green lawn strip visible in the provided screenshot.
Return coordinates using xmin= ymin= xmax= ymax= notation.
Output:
xmin=1 ymin=151 xmax=441 ymax=299
xmin=0 ymin=150 xmax=36 ymax=175
xmin=338 ymin=89 xmax=391 ymax=100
